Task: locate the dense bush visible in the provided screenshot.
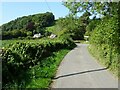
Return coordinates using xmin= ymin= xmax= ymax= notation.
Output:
xmin=2 ymin=29 xmax=27 ymax=40
xmin=89 ymin=16 xmax=119 ymax=76
xmin=2 ymin=37 xmax=76 ymax=87
xmin=56 ymin=16 xmax=85 ymax=40
xmin=85 ymin=18 xmax=101 ymax=36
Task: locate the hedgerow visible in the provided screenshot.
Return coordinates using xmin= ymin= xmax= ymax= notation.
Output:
xmin=89 ymin=16 xmax=119 ymax=76
xmin=2 ymin=36 xmax=76 ymax=87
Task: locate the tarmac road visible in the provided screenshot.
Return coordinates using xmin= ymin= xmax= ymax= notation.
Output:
xmin=51 ymin=44 xmax=118 ymax=88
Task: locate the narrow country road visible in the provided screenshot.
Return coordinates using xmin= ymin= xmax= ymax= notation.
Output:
xmin=51 ymin=44 xmax=118 ymax=88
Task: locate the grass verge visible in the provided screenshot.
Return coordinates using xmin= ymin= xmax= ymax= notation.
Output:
xmin=88 ymin=44 xmax=119 ymax=78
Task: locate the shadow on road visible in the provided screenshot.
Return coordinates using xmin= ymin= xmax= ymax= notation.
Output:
xmin=53 ymin=66 xmax=110 ymax=79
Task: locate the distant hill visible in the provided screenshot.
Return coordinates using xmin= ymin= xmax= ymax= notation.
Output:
xmin=1 ymin=12 xmax=55 ymax=39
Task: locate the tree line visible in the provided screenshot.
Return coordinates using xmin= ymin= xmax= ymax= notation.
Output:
xmin=1 ymin=12 xmax=55 ymax=39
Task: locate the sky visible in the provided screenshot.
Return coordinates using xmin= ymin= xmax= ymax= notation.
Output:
xmin=1 ymin=2 xmax=70 ymax=25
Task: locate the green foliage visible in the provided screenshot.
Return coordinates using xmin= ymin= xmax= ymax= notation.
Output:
xmin=85 ymin=18 xmax=101 ymax=36
xmin=89 ymin=16 xmax=119 ymax=76
xmin=2 ymin=37 xmax=76 ymax=88
xmin=90 ymin=16 xmax=119 ymax=45
xmin=1 ymin=12 xmax=55 ymax=39
xmin=3 ymin=49 xmax=70 ymax=89
xmin=56 ymin=16 xmax=85 ymax=40
xmin=2 ymin=12 xmax=54 ymax=31
xmin=26 ymin=31 xmax=32 ymax=36
xmin=2 ymin=29 xmax=27 ymax=39
xmin=63 ymin=1 xmax=118 ymax=17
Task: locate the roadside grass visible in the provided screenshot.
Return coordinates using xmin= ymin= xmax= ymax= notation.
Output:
xmin=88 ymin=45 xmax=119 ymax=78
xmin=3 ymin=49 xmax=70 ymax=89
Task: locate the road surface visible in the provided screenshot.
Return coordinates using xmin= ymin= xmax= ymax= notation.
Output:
xmin=51 ymin=44 xmax=118 ymax=88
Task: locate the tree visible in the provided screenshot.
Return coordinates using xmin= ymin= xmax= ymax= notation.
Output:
xmin=56 ymin=16 xmax=85 ymax=40
xmin=1 ymin=12 xmax=55 ymax=39
xmin=26 ymin=21 xmax=35 ymax=34
xmin=85 ymin=18 xmax=101 ymax=36
xmin=63 ymin=1 xmax=118 ymax=17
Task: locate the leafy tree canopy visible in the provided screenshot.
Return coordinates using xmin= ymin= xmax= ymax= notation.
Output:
xmin=63 ymin=1 xmax=119 ymax=17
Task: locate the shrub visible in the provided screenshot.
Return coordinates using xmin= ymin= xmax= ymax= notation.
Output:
xmin=89 ymin=16 xmax=119 ymax=76
xmin=2 ymin=37 xmax=76 ymax=86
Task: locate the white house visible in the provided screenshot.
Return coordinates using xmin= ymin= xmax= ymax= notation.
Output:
xmin=49 ymin=34 xmax=56 ymax=39
xmin=33 ymin=33 xmax=41 ymax=38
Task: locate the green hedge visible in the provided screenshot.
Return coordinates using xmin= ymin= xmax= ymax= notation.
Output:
xmin=89 ymin=16 xmax=119 ymax=76
xmin=2 ymin=37 xmax=76 ymax=86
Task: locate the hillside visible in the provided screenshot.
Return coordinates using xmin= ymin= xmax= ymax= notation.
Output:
xmin=1 ymin=2 xmax=120 ymax=89
xmin=1 ymin=12 xmax=55 ymax=39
